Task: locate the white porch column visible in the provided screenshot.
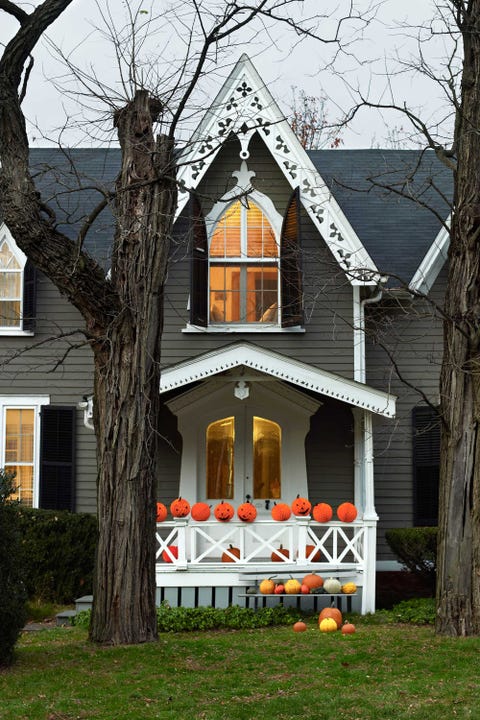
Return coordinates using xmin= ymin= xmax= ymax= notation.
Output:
xmin=362 ymin=410 xmax=378 ymax=614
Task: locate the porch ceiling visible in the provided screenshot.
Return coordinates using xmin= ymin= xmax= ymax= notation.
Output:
xmin=160 ymin=342 xmax=396 ymax=418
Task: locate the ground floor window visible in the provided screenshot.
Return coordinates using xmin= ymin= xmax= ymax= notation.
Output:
xmin=412 ymin=406 xmax=440 ymax=526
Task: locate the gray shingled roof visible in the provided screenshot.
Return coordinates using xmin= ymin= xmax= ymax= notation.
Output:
xmin=308 ymin=149 xmax=452 ymax=285
xmin=29 ymin=146 xmax=452 ymax=283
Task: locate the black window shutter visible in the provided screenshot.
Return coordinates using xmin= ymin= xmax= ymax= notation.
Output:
xmin=189 ymin=193 xmax=208 ymax=327
xmin=39 ymin=406 xmax=76 ymax=511
xmin=412 ymin=406 xmax=440 ymax=526
xmin=23 ymin=260 xmax=37 ymax=332
xmin=280 ymin=187 xmax=303 ymax=327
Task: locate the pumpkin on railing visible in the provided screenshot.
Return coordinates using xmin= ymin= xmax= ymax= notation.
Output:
xmin=191 ymin=502 xmax=211 ymax=522
xmin=170 ymin=497 xmax=191 ymax=518
xmin=214 ymin=500 xmax=235 ymax=522
xmin=271 ymin=502 xmax=292 ymax=522
xmin=156 ymin=502 xmax=168 ymax=522
xmin=237 ymin=501 xmax=257 ymax=522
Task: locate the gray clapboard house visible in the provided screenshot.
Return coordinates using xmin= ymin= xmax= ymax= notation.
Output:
xmin=0 ymin=56 xmax=450 ymax=613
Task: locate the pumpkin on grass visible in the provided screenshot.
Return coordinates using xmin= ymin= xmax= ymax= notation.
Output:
xmin=319 ymin=606 xmax=342 ymax=628
xmin=170 ymin=497 xmax=191 ymax=518
xmin=341 ymin=622 xmax=356 ymax=635
xmin=156 ymin=502 xmax=168 ymax=522
xmin=293 ymin=621 xmax=307 ymax=632
xmin=319 ymin=617 xmax=338 ymax=633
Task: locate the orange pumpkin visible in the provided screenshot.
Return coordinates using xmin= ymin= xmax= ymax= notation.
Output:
xmin=312 ymin=502 xmax=333 ymax=523
xmin=259 ymin=578 xmax=275 ymax=594
xmin=156 ymin=502 xmax=168 ymax=522
xmin=291 ymin=495 xmax=311 ymax=516
xmin=341 ymin=622 xmax=356 ymax=635
xmin=237 ymin=501 xmax=257 ymax=522
xmin=170 ymin=497 xmax=191 ymax=518
xmin=161 ymin=545 xmax=178 ymax=563
xmin=302 ymin=572 xmax=324 ymax=591
xmin=319 ymin=606 xmax=343 ymax=628
xmin=271 ymin=544 xmax=290 ymax=562
xmin=221 ymin=544 xmax=240 ymax=562
xmin=191 ymin=502 xmax=211 ymax=521
xmin=271 ymin=502 xmax=292 ymax=522
xmin=293 ymin=621 xmax=307 ymax=632
xmin=214 ymin=500 xmax=235 ymax=522
xmin=305 ymin=544 xmax=322 ymax=562
xmin=337 ymin=502 xmax=358 ymax=523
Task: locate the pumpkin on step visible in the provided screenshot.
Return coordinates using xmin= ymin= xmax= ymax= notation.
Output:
xmin=259 ymin=578 xmax=275 ymax=595
xmin=284 ymin=578 xmax=302 ymax=594
xmin=341 ymin=581 xmax=357 ymax=595
xmin=302 ymin=573 xmax=324 ymax=591
xmin=323 ymin=577 xmax=342 ymax=594
xmin=170 ymin=497 xmax=191 ymax=518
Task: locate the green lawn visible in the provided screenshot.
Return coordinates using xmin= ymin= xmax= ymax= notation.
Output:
xmin=1 ymin=620 xmax=479 ymax=720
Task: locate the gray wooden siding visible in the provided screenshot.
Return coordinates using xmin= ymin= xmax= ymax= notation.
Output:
xmin=162 ymin=132 xmax=355 ymax=378
xmin=0 ymin=272 xmax=97 ymax=513
xmin=365 ymin=267 xmax=445 ymax=560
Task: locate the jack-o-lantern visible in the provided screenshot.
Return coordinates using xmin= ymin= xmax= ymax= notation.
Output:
xmin=312 ymin=502 xmax=333 ymax=523
xmin=237 ymin=501 xmax=257 ymax=522
xmin=271 ymin=502 xmax=292 ymax=522
xmin=191 ymin=502 xmax=211 ymax=522
xmin=170 ymin=497 xmax=191 ymax=518
xmin=156 ymin=502 xmax=168 ymax=522
xmin=291 ymin=495 xmax=312 ymax=517
xmin=214 ymin=500 xmax=235 ymax=522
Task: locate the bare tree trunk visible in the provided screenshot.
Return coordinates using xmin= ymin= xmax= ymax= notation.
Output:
xmin=89 ymin=91 xmax=176 ymax=644
xmin=436 ymin=0 xmax=480 ymax=636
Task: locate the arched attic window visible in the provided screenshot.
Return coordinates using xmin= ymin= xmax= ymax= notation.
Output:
xmin=0 ymin=227 xmax=36 ymax=334
xmin=189 ymin=188 xmax=303 ymax=329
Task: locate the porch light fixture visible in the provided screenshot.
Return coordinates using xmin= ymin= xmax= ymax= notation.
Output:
xmin=234 ymin=380 xmax=250 ymax=400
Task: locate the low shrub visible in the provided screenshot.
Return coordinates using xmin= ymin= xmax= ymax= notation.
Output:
xmin=385 ymin=526 xmax=437 ymax=593
xmin=0 ymin=470 xmax=27 ymax=667
xmin=390 ymin=597 xmax=436 ymax=625
xmin=156 ymin=603 xmax=301 ymax=632
xmin=15 ymin=507 xmax=97 ymax=604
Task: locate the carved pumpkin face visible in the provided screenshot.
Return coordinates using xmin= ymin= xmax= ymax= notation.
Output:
xmin=214 ymin=500 xmax=235 ymax=522
xmin=170 ymin=497 xmax=191 ymax=518
xmin=237 ymin=501 xmax=257 ymax=522
xmin=156 ymin=502 xmax=168 ymax=522
xmin=291 ymin=495 xmax=312 ymax=516
xmin=191 ymin=502 xmax=211 ymax=522
xmin=312 ymin=502 xmax=333 ymax=523
xmin=271 ymin=502 xmax=292 ymax=522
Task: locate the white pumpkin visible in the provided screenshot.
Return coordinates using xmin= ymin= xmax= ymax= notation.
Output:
xmin=323 ymin=577 xmax=342 ymax=594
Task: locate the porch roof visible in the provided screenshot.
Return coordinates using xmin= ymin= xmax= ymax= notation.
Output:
xmin=160 ymin=342 xmax=396 ymax=418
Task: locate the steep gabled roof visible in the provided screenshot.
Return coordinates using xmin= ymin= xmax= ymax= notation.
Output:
xmin=160 ymin=342 xmax=396 ymax=418
xmin=175 ymin=54 xmax=379 ymax=285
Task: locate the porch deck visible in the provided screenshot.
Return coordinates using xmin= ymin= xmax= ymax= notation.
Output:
xmin=156 ymin=517 xmax=377 ymax=614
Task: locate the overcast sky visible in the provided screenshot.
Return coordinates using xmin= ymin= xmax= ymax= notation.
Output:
xmin=1 ymin=0 xmax=453 ymax=148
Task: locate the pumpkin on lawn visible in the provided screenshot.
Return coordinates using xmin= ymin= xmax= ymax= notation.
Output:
xmin=214 ymin=500 xmax=235 ymax=522
xmin=237 ymin=501 xmax=257 ymax=522
xmin=293 ymin=621 xmax=307 ymax=632
xmin=271 ymin=544 xmax=290 ymax=562
xmin=341 ymin=622 xmax=356 ymax=635
xmin=319 ymin=606 xmax=342 ymax=628
xmin=319 ymin=617 xmax=338 ymax=633
xmin=312 ymin=502 xmax=333 ymax=523
xmin=156 ymin=502 xmax=168 ymax=522
xmin=221 ymin=544 xmax=240 ymax=563
xmin=336 ymin=502 xmax=358 ymax=523
xmin=291 ymin=495 xmax=312 ymax=517
xmin=162 ymin=545 xmax=178 ymax=563
xmin=191 ymin=502 xmax=211 ymax=522
xmin=271 ymin=502 xmax=292 ymax=522
xmin=170 ymin=497 xmax=191 ymax=518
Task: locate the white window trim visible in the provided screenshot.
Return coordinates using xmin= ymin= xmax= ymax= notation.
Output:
xmin=0 ymin=395 xmax=50 ymax=507
xmin=0 ymin=224 xmax=34 ymax=337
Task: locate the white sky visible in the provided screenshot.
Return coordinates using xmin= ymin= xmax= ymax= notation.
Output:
xmin=1 ymin=0 xmax=454 ymax=148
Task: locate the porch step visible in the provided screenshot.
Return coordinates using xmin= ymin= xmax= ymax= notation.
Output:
xmin=75 ymin=595 xmax=93 ymax=613
xmin=56 ymin=609 xmax=77 ymax=626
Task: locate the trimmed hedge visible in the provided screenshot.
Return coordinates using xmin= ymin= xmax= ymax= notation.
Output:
xmin=385 ymin=526 xmax=437 ymax=593
xmin=15 ymin=507 xmax=98 ymax=604
xmin=0 ymin=470 xmax=27 ymax=667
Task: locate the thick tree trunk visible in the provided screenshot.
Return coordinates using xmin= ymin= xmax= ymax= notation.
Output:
xmin=89 ymin=91 xmax=176 ymax=644
xmin=436 ymin=1 xmax=480 ymax=636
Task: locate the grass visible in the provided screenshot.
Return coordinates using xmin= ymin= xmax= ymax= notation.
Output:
xmin=1 ymin=616 xmax=480 ymax=720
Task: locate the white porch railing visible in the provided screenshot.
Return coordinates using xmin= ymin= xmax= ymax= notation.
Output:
xmin=155 ymin=517 xmax=377 ymax=613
